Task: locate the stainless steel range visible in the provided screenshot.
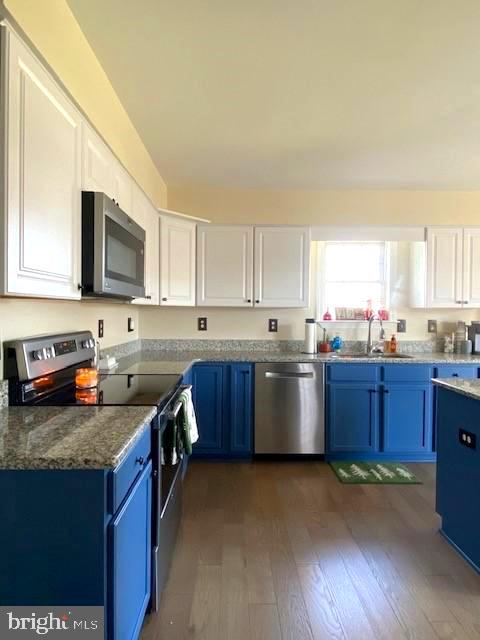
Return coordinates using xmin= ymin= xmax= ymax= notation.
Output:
xmin=4 ymin=331 xmax=189 ymax=611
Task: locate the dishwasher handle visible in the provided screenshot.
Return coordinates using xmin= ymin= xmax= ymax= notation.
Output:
xmin=264 ymin=371 xmax=314 ymax=379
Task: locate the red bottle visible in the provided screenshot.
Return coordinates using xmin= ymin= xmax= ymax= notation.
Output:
xmin=323 ymin=308 xmax=332 ymax=321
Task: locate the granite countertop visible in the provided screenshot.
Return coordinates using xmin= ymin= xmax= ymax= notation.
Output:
xmin=0 ymin=404 xmax=157 ymax=470
xmin=114 ymin=350 xmax=480 ymax=375
xmin=432 ymin=378 xmax=480 ymax=401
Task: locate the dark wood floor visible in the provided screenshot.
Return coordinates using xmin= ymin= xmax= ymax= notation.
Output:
xmin=142 ymin=461 xmax=480 ymax=640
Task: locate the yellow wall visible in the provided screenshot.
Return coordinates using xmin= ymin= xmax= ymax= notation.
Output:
xmin=169 ymin=185 xmax=480 ymax=226
xmin=2 ymin=0 xmax=167 ymax=207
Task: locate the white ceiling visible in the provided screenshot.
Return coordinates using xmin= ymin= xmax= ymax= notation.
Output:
xmin=68 ymin=0 xmax=480 ymax=189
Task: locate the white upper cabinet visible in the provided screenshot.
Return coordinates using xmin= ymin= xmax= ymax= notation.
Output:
xmin=159 ymin=215 xmax=196 ymax=306
xmin=81 ymin=124 xmax=115 ymax=198
xmin=462 ymin=228 xmax=480 ymax=308
xmin=254 ymin=226 xmax=311 ymax=307
xmin=197 ymin=225 xmax=254 ymax=306
xmin=426 ymin=227 xmax=463 ymax=307
xmin=410 ymin=227 xmax=480 ymax=308
xmin=131 ymin=186 xmax=159 ymax=305
xmin=1 ymin=26 xmax=82 ymax=299
xmin=111 ymin=160 xmax=133 ymax=215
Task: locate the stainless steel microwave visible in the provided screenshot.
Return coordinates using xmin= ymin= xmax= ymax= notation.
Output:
xmin=81 ymin=192 xmax=146 ymax=299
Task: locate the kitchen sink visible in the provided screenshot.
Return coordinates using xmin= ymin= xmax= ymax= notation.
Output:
xmin=329 ymin=352 xmax=414 ymax=359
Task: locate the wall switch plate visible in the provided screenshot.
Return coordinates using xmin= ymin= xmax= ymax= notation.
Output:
xmin=98 ymin=319 xmax=104 ymax=338
xmin=397 ymin=319 xmax=407 ymax=333
xmin=459 ymin=428 xmax=476 ymax=450
xmin=127 ymin=317 xmax=135 ymax=333
xmin=428 ymin=319 xmax=437 ymax=333
xmin=268 ymin=319 xmax=278 ymax=332
xmin=198 ymin=317 xmax=207 ymax=331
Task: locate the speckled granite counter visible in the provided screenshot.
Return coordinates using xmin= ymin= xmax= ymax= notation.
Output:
xmin=0 ymin=381 xmax=8 ymax=408
xmin=115 ymin=349 xmax=480 ymax=375
xmin=432 ymin=378 xmax=480 ymax=401
xmin=0 ymin=404 xmax=156 ymax=470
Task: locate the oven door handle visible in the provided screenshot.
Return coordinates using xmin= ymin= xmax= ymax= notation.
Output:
xmin=166 ymin=385 xmax=192 ymax=420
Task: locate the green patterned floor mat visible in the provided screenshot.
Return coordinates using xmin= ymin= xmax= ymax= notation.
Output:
xmin=330 ymin=461 xmax=421 ymax=484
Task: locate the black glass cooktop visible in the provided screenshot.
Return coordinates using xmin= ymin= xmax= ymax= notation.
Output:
xmin=32 ymin=373 xmax=181 ymax=407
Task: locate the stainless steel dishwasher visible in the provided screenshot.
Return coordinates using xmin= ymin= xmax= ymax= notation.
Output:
xmin=254 ymin=362 xmax=325 ymax=454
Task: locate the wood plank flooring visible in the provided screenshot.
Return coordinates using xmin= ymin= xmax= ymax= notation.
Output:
xmin=141 ymin=462 xmax=480 ymax=640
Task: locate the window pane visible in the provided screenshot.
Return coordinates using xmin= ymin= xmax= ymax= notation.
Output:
xmin=325 ymin=242 xmax=384 ymax=282
xmin=325 ymin=282 xmax=383 ymax=310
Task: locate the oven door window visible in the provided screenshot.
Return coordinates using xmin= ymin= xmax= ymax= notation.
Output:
xmin=105 ymin=215 xmax=144 ymax=286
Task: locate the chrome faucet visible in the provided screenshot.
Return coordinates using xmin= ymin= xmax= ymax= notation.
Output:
xmin=367 ymin=315 xmax=385 ymax=355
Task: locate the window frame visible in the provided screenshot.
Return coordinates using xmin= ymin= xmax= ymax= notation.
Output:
xmin=316 ymin=240 xmax=391 ymax=320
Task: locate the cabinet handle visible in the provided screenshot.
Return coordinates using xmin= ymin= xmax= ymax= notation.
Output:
xmin=162 ymin=297 xmax=168 ymax=302
xmin=135 ymin=456 xmax=145 ymax=466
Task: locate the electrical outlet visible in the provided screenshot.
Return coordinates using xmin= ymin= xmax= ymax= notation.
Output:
xmin=198 ymin=317 xmax=207 ymax=331
xmin=397 ymin=319 xmax=407 ymax=333
xmin=268 ymin=319 xmax=278 ymax=332
xmin=459 ymin=428 xmax=476 ymax=450
xmin=428 ymin=319 xmax=437 ymax=333
xmin=127 ymin=317 xmax=135 ymax=333
xmin=98 ymin=319 xmax=104 ymax=338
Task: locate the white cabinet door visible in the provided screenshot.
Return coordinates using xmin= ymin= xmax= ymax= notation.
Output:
xmin=254 ymin=227 xmax=311 ymax=307
xmin=2 ymin=27 xmax=82 ymax=299
xmin=81 ymin=124 xmax=115 ymax=198
xmin=462 ymin=228 xmax=480 ymax=308
xmin=131 ymin=186 xmax=159 ymax=305
xmin=426 ymin=227 xmax=463 ymax=308
xmin=197 ymin=225 xmax=253 ymax=306
xmin=159 ymin=215 xmax=196 ymax=306
xmin=111 ymin=160 xmax=133 ymax=215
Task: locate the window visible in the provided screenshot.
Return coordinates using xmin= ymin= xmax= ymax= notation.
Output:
xmin=320 ymin=241 xmax=389 ymax=316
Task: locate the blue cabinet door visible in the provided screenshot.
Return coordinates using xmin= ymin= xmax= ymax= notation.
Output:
xmin=382 ymin=384 xmax=432 ymax=453
xmin=327 ymin=383 xmax=379 ymax=453
xmin=109 ymin=461 xmax=152 ymax=640
xmin=191 ymin=364 xmax=225 ymax=452
xmin=230 ymin=364 xmax=253 ymax=454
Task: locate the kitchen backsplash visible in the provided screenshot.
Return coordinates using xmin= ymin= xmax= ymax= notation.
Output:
xmin=104 ymin=337 xmax=439 ymax=357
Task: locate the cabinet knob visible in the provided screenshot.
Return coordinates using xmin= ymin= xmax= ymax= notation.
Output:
xmin=135 ymin=456 xmax=144 ymax=466
xmin=162 ymin=297 xmax=168 ymax=301
xmin=145 ymin=295 xmax=152 ymax=300
xmin=384 ymin=389 xmax=390 ymax=394
xmin=255 ymin=300 xmax=260 ymax=304
xmin=369 ymin=389 xmax=377 ymax=394
xmin=247 ymin=299 xmax=252 ymax=303
xmin=456 ymin=300 xmax=462 ymax=304
xmin=463 ymin=300 xmax=469 ymax=304
xmin=452 ymin=373 xmax=459 ymax=377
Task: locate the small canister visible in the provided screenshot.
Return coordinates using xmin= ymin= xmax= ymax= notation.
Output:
xmin=461 ymin=339 xmax=473 ymax=355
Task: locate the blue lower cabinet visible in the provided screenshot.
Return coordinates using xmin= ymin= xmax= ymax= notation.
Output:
xmin=191 ymin=363 xmax=253 ymax=457
xmin=191 ymin=364 xmax=225 ymax=452
xmin=436 ymin=387 xmax=480 ymax=572
xmin=327 ymin=383 xmax=379 ymax=453
xmin=326 ymin=363 xmax=443 ymax=460
xmin=109 ymin=461 xmax=152 ymax=640
xmin=382 ymin=384 xmax=432 ymax=454
xmin=230 ymin=364 xmax=253 ymax=454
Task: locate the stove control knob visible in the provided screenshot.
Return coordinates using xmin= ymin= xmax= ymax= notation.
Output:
xmin=32 ymin=348 xmax=45 ymax=361
xmin=89 ymin=338 xmax=95 ymax=348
